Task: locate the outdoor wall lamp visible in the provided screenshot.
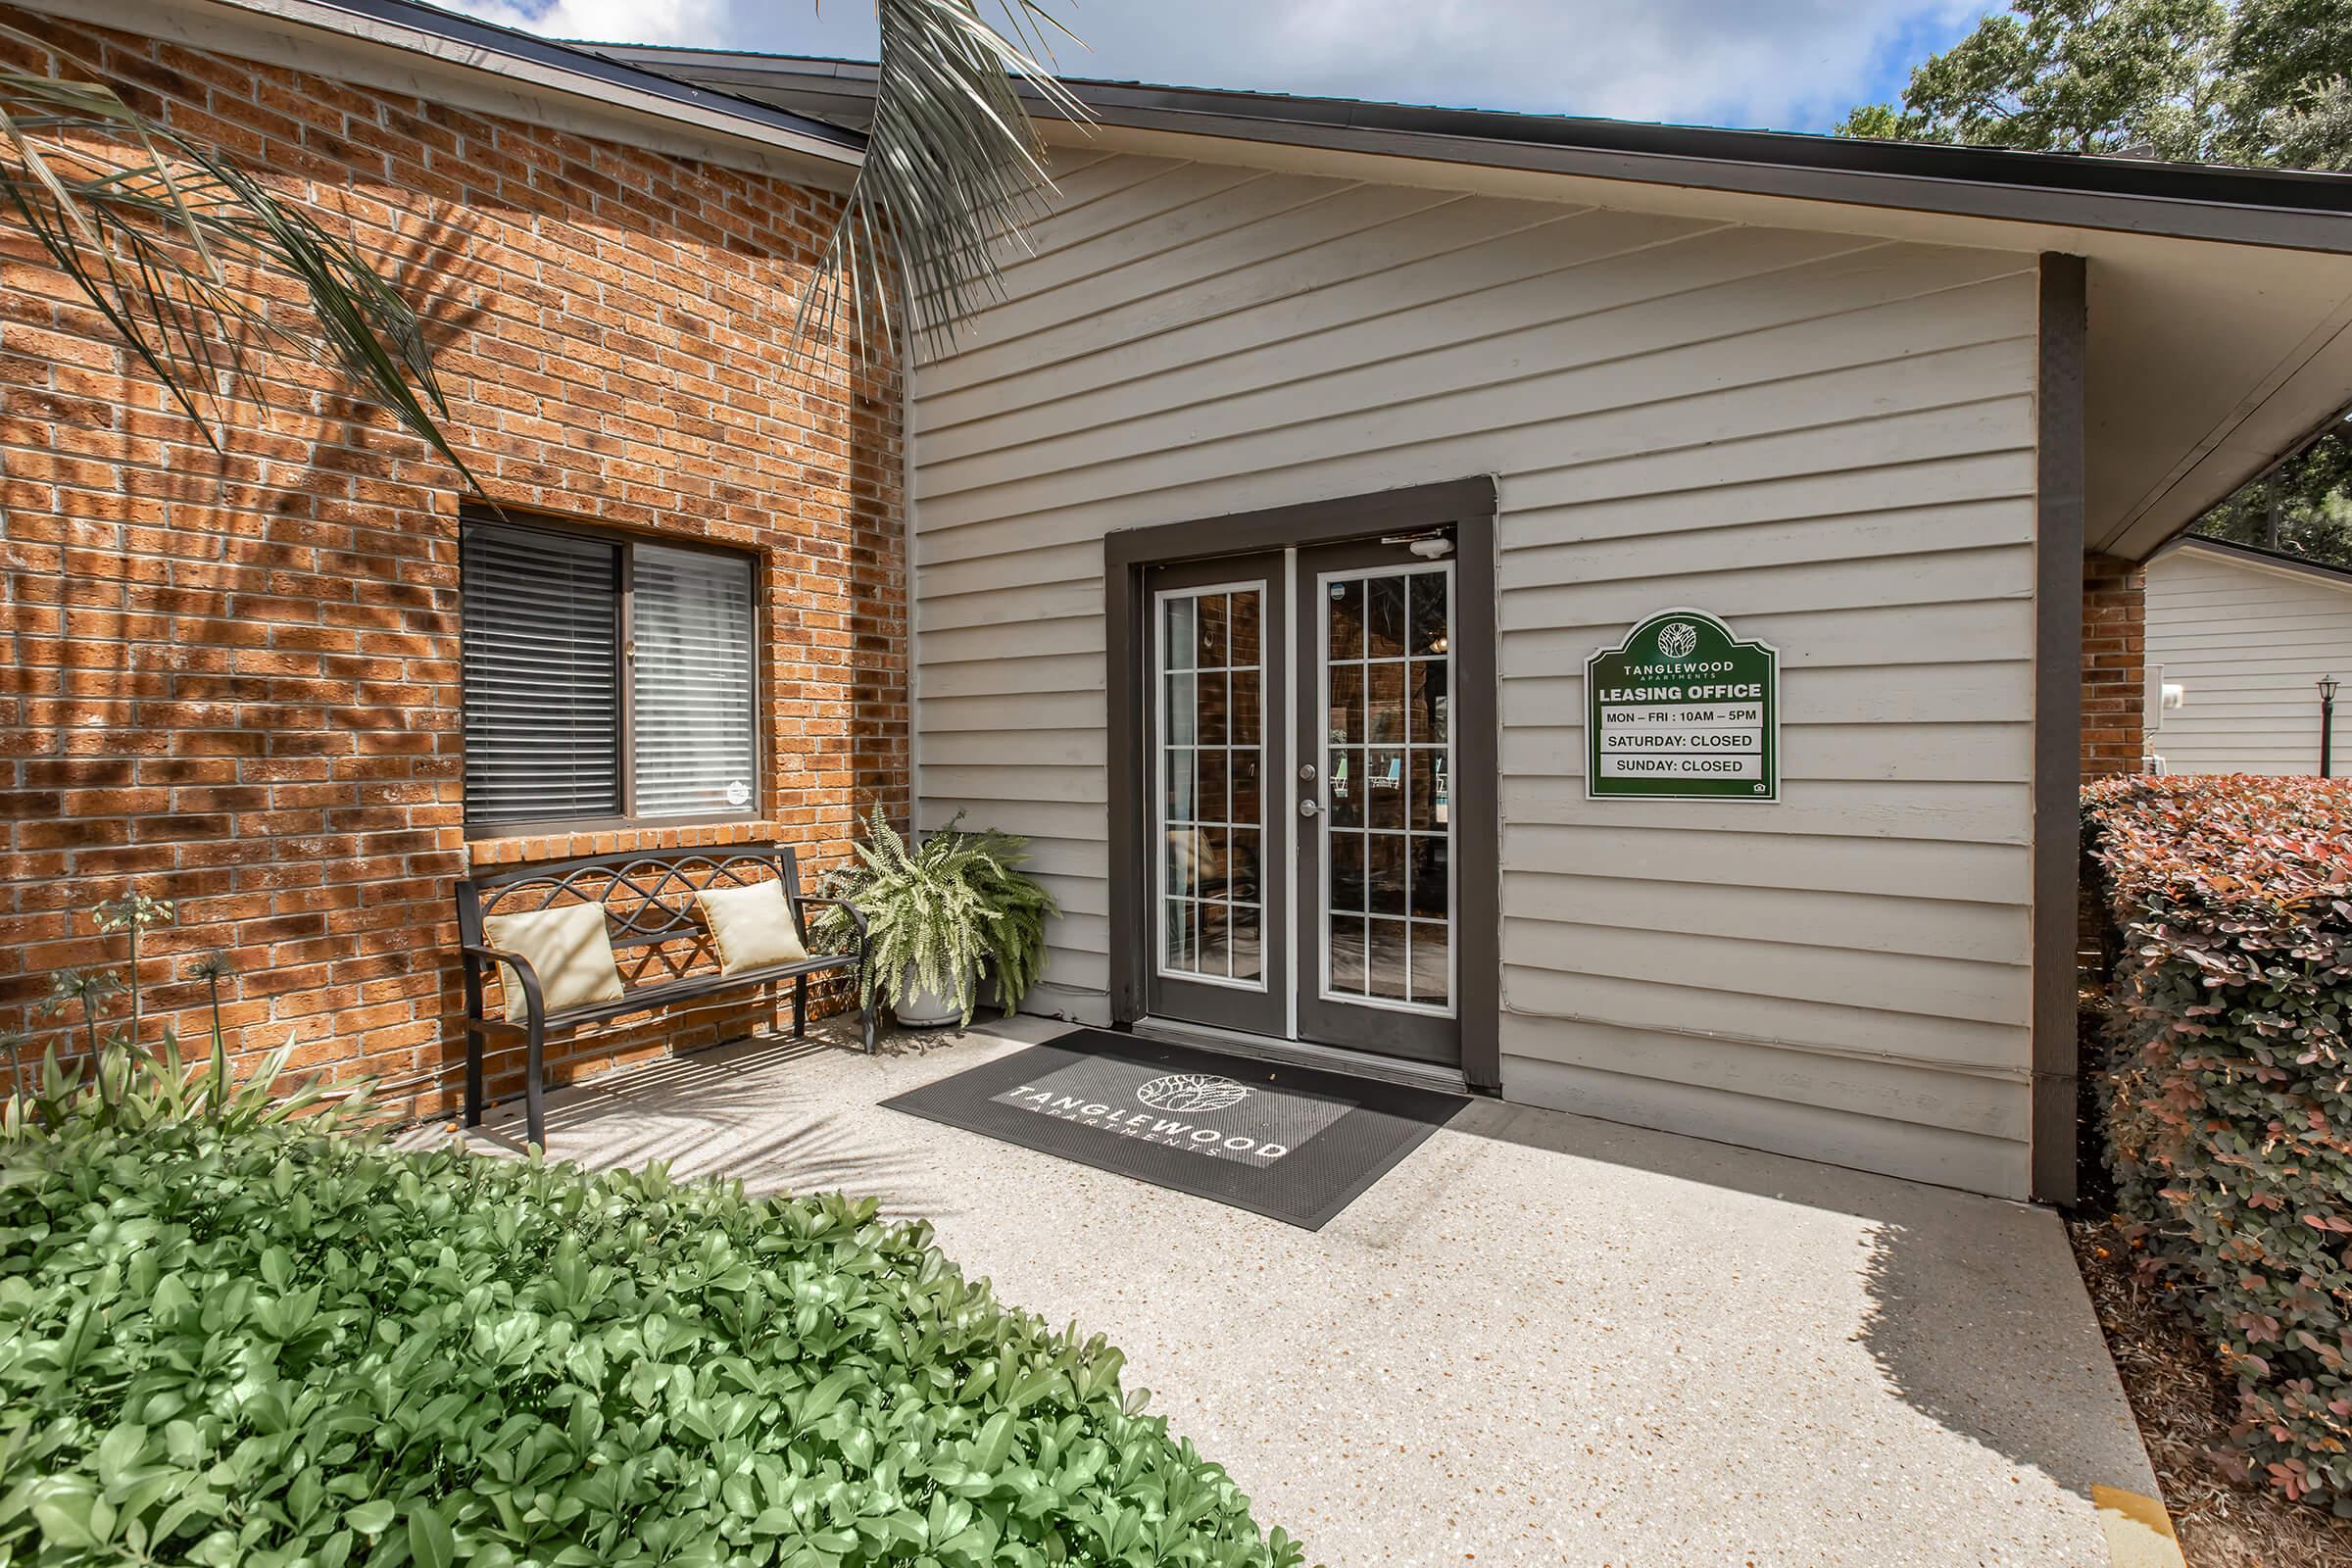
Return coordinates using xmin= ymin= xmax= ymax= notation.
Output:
xmin=2322 ymin=674 xmax=2339 ymax=778
xmin=1379 ymin=530 xmax=1454 ymax=560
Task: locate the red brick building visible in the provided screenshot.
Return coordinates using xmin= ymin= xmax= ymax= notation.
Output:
xmin=0 ymin=0 xmax=903 ymax=1117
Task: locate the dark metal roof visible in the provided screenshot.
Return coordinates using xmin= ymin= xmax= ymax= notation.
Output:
xmin=287 ymin=0 xmax=865 ymax=154
xmin=604 ymin=46 xmax=2352 ymax=254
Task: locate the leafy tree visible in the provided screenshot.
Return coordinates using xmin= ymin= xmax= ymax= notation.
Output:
xmin=2222 ymin=0 xmax=2352 ymax=167
xmin=1837 ymin=0 xmax=2228 ymax=158
xmin=1841 ymin=1 xmax=2352 ymax=564
xmin=1838 ymin=0 xmax=2350 ymax=169
xmin=2190 ymin=421 xmax=2352 ymax=568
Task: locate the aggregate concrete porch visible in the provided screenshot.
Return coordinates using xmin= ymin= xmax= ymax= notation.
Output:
xmin=454 ymin=1017 xmax=2158 ymax=1568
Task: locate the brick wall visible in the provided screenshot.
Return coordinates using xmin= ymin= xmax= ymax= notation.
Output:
xmin=2082 ymin=553 xmax=2146 ymax=780
xmin=0 ymin=11 xmax=906 ymax=1120
xmin=2078 ymin=553 xmax=2146 ymax=975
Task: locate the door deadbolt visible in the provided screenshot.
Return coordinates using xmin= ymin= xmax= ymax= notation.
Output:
xmin=1298 ymin=762 xmax=1317 ymax=782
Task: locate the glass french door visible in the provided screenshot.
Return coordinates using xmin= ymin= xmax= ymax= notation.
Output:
xmin=1146 ymin=556 xmax=1288 ymax=1034
xmin=1142 ymin=541 xmax=1458 ymax=1067
xmin=1293 ymin=541 xmax=1457 ymax=1063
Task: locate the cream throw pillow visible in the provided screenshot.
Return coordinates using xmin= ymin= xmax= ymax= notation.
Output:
xmin=484 ymin=903 xmax=625 ymax=1022
xmin=697 ymin=880 xmax=809 ymax=973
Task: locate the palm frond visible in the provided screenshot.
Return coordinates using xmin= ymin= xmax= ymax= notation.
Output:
xmin=798 ymin=0 xmax=1087 ymax=366
xmin=0 ymin=25 xmax=482 ymax=493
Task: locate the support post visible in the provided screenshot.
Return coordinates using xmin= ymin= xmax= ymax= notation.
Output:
xmin=2031 ymin=253 xmax=2087 ymax=1206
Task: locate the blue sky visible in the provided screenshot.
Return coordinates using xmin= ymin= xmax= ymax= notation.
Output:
xmin=457 ymin=0 xmax=1995 ymax=135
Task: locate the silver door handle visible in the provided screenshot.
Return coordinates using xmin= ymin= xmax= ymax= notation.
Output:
xmin=1298 ymin=799 xmax=1320 ymax=818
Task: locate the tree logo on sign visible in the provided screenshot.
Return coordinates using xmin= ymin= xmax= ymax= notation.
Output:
xmin=1134 ymin=1073 xmax=1251 ymax=1113
xmin=1587 ymin=608 xmax=1780 ymax=803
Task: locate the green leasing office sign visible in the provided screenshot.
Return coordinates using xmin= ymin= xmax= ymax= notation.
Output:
xmin=1587 ymin=610 xmax=1779 ymax=801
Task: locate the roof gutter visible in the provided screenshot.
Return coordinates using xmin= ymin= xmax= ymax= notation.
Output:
xmin=612 ymin=48 xmax=2352 ymax=255
xmin=1076 ymin=98 xmax=2352 ymax=257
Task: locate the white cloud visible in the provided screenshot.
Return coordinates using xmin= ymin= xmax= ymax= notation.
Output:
xmin=1185 ymin=0 xmax=1990 ymax=129
xmin=465 ymin=0 xmax=728 ymax=50
xmin=454 ymin=0 xmax=1988 ymax=133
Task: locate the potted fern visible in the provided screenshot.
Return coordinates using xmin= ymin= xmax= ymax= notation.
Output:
xmin=818 ymin=808 xmax=1057 ymax=1030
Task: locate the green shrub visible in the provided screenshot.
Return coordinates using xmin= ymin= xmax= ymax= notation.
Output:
xmin=2082 ymin=773 xmax=2352 ymax=1512
xmin=0 ymin=1050 xmax=1305 ymax=1567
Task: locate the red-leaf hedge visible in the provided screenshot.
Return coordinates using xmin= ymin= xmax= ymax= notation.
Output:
xmin=2082 ymin=774 xmax=2352 ymax=1512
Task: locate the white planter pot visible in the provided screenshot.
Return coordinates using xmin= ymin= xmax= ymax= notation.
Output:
xmin=891 ymin=963 xmax=971 ymax=1030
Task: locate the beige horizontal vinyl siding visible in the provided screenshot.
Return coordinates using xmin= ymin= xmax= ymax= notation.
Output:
xmin=910 ymin=151 xmax=2041 ymax=1196
xmin=2145 ymin=545 xmax=2352 ymax=775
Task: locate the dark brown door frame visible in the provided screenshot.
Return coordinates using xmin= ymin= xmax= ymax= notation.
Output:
xmin=1104 ymin=476 xmax=1501 ymax=1094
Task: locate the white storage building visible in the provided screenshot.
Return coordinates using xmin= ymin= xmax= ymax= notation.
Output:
xmin=2146 ymin=535 xmax=2352 ymax=776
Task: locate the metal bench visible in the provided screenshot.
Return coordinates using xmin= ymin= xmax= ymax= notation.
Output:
xmin=456 ymin=845 xmax=871 ymax=1146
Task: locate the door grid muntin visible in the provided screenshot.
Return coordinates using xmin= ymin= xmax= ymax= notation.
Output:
xmin=1152 ymin=580 xmax=1269 ymax=992
xmin=1315 ymin=562 xmax=1456 ymax=1016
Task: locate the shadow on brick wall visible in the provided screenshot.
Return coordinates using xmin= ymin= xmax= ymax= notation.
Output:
xmin=1 ymin=7 xmax=910 ymax=1134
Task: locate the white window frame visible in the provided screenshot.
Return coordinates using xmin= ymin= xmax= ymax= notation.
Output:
xmin=1152 ymin=579 xmax=1271 ymax=993
xmin=1314 ymin=561 xmax=1458 ymax=1018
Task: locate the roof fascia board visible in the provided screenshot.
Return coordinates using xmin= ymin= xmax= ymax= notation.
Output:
xmin=28 ymin=0 xmax=863 ymax=186
xmin=618 ymin=49 xmax=2352 ymax=256
xmin=1072 ymin=101 xmax=2352 ymax=257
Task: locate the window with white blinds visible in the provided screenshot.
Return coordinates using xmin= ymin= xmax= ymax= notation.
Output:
xmin=462 ymin=523 xmax=620 ymax=827
xmin=631 ymin=543 xmax=758 ymax=817
xmin=459 ymin=516 xmax=760 ymax=830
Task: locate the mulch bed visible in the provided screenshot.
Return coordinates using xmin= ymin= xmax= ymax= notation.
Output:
xmin=2068 ymin=1216 xmax=2352 ymax=1568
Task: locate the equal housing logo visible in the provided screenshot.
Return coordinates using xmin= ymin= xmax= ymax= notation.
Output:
xmin=999 ymin=1071 xmax=1293 ymax=1161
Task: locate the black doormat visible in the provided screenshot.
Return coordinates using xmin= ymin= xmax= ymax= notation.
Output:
xmin=881 ymin=1028 xmax=1464 ymax=1230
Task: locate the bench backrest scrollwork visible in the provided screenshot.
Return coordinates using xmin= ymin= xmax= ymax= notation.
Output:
xmin=455 ymin=846 xmax=811 ymax=982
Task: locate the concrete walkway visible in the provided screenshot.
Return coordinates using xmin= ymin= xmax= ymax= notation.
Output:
xmin=454 ymin=1019 xmax=2157 ymax=1568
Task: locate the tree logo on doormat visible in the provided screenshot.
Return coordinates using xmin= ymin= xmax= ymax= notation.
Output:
xmin=1134 ymin=1073 xmax=1251 ymax=1113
